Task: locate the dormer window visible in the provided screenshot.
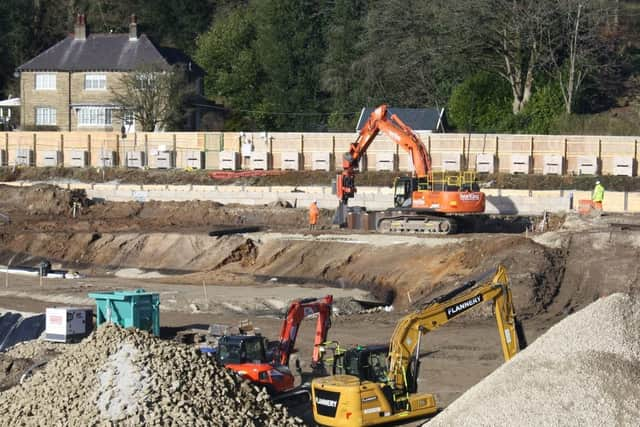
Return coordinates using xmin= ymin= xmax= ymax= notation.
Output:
xmin=35 ymin=73 xmax=56 ymax=90
xmin=85 ymin=74 xmax=106 ymax=90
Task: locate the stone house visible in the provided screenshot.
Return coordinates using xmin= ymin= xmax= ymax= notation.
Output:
xmin=16 ymin=14 xmax=219 ymax=132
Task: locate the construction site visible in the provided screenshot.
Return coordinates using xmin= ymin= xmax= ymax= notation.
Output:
xmin=1 ymin=110 xmax=640 ymax=426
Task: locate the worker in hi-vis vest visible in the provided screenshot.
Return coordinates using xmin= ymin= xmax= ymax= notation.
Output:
xmin=592 ymin=180 xmax=604 ymax=210
xmin=309 ymin=200 xmax=320 ymax=230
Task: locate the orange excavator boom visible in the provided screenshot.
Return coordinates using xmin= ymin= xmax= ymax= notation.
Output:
xmin=274 ymin=295 xmax=333 ymax=371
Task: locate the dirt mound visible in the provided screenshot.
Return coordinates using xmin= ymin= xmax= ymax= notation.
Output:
xmin=0 ymin=184 xmax=79 ymax=217
xmin=0 ymin=324 xmax=303 ymax=426
xmin=427 ymin=293 xmax=640 ymax=426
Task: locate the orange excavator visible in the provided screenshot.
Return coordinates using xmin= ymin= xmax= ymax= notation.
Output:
xmin=217 ymin=295 xmax=333 ymax=399
xmin=336 ymin=104 xmax=485 ymax=234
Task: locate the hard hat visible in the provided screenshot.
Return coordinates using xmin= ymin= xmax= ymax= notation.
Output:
xmin=595 ymin=180 xmax=600 ymax=184
xmin=313 ymin=200 xmax=317 ymax=203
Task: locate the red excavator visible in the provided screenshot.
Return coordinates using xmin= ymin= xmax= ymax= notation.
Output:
xmin=336 ymin=104 xmax=485 ymax=234
xmin=217 ymin=295 xmax=333 ymax=399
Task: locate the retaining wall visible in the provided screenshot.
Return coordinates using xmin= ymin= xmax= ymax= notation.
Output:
xmin=19 ymin=181 xmax=640 ymax=215
xmin=3 ymin=131 xmax=640 ymax=176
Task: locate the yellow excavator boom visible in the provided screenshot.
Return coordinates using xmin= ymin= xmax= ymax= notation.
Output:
xmin=388 ymin=264 xmax=521 ymax=391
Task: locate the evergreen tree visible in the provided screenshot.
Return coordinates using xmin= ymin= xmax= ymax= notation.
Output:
xmin=195 ymin=5 xmax=263 ymax=129
xmin=253 ymin=0 xmax=328 ymax=130
xmin=321 ymin=0 xmax=367 ymax=131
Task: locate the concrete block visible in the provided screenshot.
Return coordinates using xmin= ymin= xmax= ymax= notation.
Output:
xmin=312 ymin=152 xmax=333 ymax=171
xmin=15 ymin=148 xmax=33 ymax=166
xmin=142 ymin=184 xmax=168 ymax=191
xmin=185 ymin=151 xmax=204 ymax=169
xmin=476 ymin=153 xmax=496 ymax=173
xmin=68 ymin=150 xmax=88 ymax=168
xmin=126 ymin=151 xmax=145 ymax=168
xmin=441 ymin=153 xmax=462 ymax=172
xmin=613 ymin=156 xmax=634 ymax=177
xmin=510 ymin=154 xmax=531 ymax=174
xmin=97 ymin=150 xmax=116 ymax=168
xmin=281 ymin=152 xmax=302 ymax=170
xmin=219 ymin=151 xmax=239 ymax=170
xmin=251 ymin=152 xmax=271 ymax=170
xmin=42 ymin=150 xmax=62 ymax=167
xmin=543 ymin=155 xmax=563 ymax=175
xmin=375 ymin=152 xmax=396 ymax=171
xmin=577 ymin=156 xmax=599 ymax=175
xmin=152 ymin=151 xmax=174 ymax=169
xmin=166 ymin=185 xmax=192 ymax=192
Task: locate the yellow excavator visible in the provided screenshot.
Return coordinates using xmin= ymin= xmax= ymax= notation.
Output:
xmin=311 ymin=265 xmax=526 ymax=426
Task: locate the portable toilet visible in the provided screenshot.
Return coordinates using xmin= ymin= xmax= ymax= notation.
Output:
xmin=88 ymin=289 xmax=160 ymax=336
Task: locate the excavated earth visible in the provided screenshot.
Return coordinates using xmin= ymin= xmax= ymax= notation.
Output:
xmin=0 ymin=184 xmax=639 ymax=426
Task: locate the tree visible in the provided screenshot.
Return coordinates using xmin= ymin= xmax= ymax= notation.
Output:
xmin=253 ymin=0 xmax=327 ymax=131
xmin=321 ymin=0 xmax=367 ymax=130
xmin=357 ymin=0 xmax=462 ymax=109
xmin=448 ymin=72 xmax=513 ymax=132
xmin=445 ymin=0 xmax=556 ymax=114
xmin=110 ymin=65 xmax=193 ymax=131
xmin=195 ymin=5 xmax=262 ymax=129
xmin=542 ymin=0 xmax=614 ymax=114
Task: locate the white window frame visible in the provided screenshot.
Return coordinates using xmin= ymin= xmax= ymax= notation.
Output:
xmin=35 ymin=73 xmax=56 ymax=90
xmin=77 ymin=107 xmax=113 ymax=127
xmin=35 ymin=107 xmax=56 ymax=126
xmin=84 ymin=74 xmax=107 ymax=91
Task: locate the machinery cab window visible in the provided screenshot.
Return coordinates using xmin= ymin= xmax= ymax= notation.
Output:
xmin=218 ymin=336 xmax=267 ymax=365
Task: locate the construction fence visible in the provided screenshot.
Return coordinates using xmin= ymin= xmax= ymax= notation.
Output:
xmin=1 ymin=131 xmax=640 ymax=176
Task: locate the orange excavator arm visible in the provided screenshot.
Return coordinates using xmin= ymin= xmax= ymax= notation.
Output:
xmin=337 ymin=104 xmax=432 ymax=203
xmin=275 ymin=295 xmax=333 ymax=370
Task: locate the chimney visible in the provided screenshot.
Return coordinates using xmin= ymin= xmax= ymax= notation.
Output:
xmin=129 ymin=14 xmax=138 ymax=40
xmin=74 ymin=14 xmax=87 ymax=41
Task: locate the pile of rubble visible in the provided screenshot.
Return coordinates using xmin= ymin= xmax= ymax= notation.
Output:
xmin=0 ymin=324 xmax=304 ymax=426
xmin=427 ymin=293 xmax=640 ymax=426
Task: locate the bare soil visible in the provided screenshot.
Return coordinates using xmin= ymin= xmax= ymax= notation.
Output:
xmin=1 ymin=184 xmax=639 ymax=426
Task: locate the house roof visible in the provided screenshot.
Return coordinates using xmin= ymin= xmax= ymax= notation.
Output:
xmin=17 ymin=33 xmax=203 ymax=74
xmin=356 ymin=107 xmax=446 ymax=132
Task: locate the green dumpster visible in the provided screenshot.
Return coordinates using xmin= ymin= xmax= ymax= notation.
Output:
xmin=88 ymin=289 xmax=160 ymax=336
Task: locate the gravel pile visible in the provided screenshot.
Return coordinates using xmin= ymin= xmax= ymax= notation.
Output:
xmin=0 ymin=324 xmax=304 ymax=426
xmin=427 ymin=293 xmax=640 ymax=426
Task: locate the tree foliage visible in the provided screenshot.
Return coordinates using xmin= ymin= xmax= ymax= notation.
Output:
xmin=1 ymin=0 xmax=638 ymax=133
xmin=110 ymin=65 xmax=193 ymax=131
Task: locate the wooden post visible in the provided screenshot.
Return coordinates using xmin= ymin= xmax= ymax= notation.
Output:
xmin=60 ymin=133 xmax=65 ymax=167
xmin=32 ymin=133 xmax=37 ymax=166
xmin=634 ymin=140 xmax=638 ymax=176
xmin=87 ymin=134 xmax=92 ymax=166
xmin=173 ymin=133 xmax=177 ymax=169
xmin=4 ymin=133 xmax=8 ymax=166
xmin=115 ymin=134 xmax=120 ymax=167
xmin=332 ymin=135 xmax=336 ymax=171
xmin=598 ymin=139 xmax=602 ymax=174
xmin=564 ymin=138 xmax=568 ymax=176
xmin=144 ymin=133 xmax=149 ymax=168
xmin=530 ymin=136 xmax=534 ymax=174
xmin=495 ymin=136 xmax=499 ymax=173
xmin=462 ymin=136 xmax=466 ymax=170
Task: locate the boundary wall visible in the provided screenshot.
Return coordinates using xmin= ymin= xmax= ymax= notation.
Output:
xmin=2 ymin=131 xmax=640 ymax=176
xmin=6 ymin=181 xmax=639 ymax=214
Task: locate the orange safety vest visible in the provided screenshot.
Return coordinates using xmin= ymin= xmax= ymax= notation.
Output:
xmin=309 ymin=203 xmax=320 ymax=224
